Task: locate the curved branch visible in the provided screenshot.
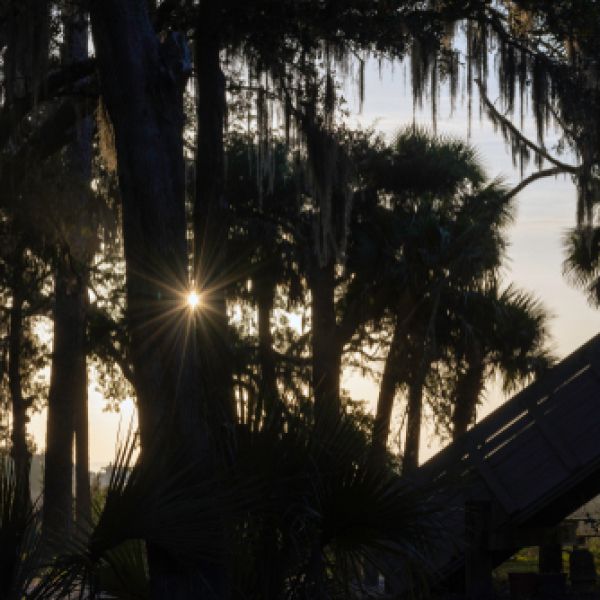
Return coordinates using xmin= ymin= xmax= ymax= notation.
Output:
xmin=505 ymin=167 xmax=574 ymax=201
xmin=475 ymin=78 xmax=579 ymax=174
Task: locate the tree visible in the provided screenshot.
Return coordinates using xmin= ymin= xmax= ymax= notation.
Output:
xmin=0 ymin=229 xmax=50 ymax=510
xmin=185 ymin=0 xmax=457 ymax=422
xmin=447 ymin=285 xmax=552 ymax=439
xmin=43 ymin=2 xmax=96 ymax=538
xmin=89 ymin=2 xmax=224 ymax=595
xmin=357 ymin=129 xmax=499 ymax=465
xmin=224 ymin=134 xmax=303 ymax=423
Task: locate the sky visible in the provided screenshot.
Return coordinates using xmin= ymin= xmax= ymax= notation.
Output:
xmin=28 ymin=57 xmax=600 ymax=470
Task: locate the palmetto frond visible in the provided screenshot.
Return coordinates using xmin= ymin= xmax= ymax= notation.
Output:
xmin=0 ymin=454 xmax=42 ymax=600
xmin=386 ymin=127 xmax=486 ymax=200
xmin=491 ymin=284 xmax=555 ymax=391
xmin=29 ymin=409 xmax=447 ymax=599
xmin=563 ymin=225 xmax=600 ymax=306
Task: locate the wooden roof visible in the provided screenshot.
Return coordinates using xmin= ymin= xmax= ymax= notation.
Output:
xmin=414 ymin=333 xmax=600 ymax=583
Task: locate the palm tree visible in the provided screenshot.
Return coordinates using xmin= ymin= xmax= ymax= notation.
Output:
xmin=363 ymin=129 xmax=513 ymax=470
xmin=445 ymin=285 xmax=553 ymax=440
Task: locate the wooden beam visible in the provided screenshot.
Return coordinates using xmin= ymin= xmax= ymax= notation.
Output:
xmin=465 ymin=501 xmax=494 ymax=599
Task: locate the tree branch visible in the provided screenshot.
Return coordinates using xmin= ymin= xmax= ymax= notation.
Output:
xmin=0 ymin=59 xmax=96 ymax=152
xmin=475 ymin=78 xmax=579 ymax=173
xmin=504 ymin=167 xmax=573 ymax=201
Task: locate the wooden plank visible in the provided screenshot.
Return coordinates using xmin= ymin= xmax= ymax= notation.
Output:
xmin=554 ymin=400 xmax=600 ymax=447
xmin=480 ymin=411 xmax=532 ymax=459
xmin=523 ymin=395 xmax=580 ymax=471
xmin=514 ymin=452 xmax=600 ymax=524
xmin=506 ymin=456 xmax=568 ymax=508
xmin=547 ymin=387 xmax=599 ymax=429
xmin=571 ymin=420 xmax=600 ymax=464
xmin=491 ymin=523 xmax=576 ymax=551
xmin=485 ymin=420 xmax=539 ymax=467
xmin=512 ymin=334 xmax=600 ymax=408
xmin=465 ymin=501 xmax=494 ymax=598
xmin=465 ymin=437 xmax=515 ymax=513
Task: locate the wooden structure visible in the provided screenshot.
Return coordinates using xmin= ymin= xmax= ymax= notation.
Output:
xmin=413 ymin=333 xmax=600 ymax=595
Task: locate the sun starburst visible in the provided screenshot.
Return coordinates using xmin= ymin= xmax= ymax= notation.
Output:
xmin=187 ymin=290 xmax=201 ymax=309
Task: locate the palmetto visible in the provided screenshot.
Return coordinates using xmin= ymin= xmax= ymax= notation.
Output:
xmin=11 ymin=409 xmax=445 ymax=599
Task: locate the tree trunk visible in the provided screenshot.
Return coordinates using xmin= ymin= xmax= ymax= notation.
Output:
xmin=370 ymin=294 xmax=416 ymax=466
xmin=4 ymin=1 xmax=49 ymax=108
xmin=256 ymin=281 xmax=278 ymax=419
xmin=402 ymin=352 xmax=432 ymax=475
xmin=194 ymin=7 xmax=235 ymax=426
xmin=90 ymin=0 xmax=199 ymax=448
xmin=403 ymin=378 xmax=424 ymax=475
xmin=310 ymin=260 xmax=342 ymax=417
xmin=371 ymin=318 xmax=404 ymax=465
xmin=44 ymin=251 xmax=81 ymax=539
xmin=3 ymin=0 xmax=49 ymax=520
xmin=90 ymin=3 xmax=224 ymax=596
xmin=452 ymin=348 xmax=485 ymax=440
xmin=8 ymin=247 xmax=31 ymax=509
xmin=64 ymin=0 xmax=92 ymax=530
xmin=73 ymin=271 xmax=90 ymax=528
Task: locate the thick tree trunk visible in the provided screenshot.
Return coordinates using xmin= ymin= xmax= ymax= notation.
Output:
xmin=256 ymin=281 xmax=278 ymax=419
xmin=44 ymin=251 xmax=83 ymax=538
xmin=8 ymin=248 xmax=31 ymax=509
xmin=371 ymin=319 xmax=404 ymax=465
xmin=90 ymin=1 xmax=199 ymax=448
xmin=90 ymin=3 xmax=224 ymax=596
xmin=310 ymin=260 xmax=342 ymax=416
xmin=194 ymin=8 xmax=235 ymax=426
xmin=452 ymin=348 xmax=485 ymax=440
xmin=64 ymin=1 xmax=92 ymax=530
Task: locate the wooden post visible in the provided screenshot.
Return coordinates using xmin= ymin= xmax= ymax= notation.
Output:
xmin=466 ymin=501 xmax=494 ymax=599
xmin=539 ymin=530 xmax=562 ymax=574
xmin=539 ymin=528 xmax=566 ymax=598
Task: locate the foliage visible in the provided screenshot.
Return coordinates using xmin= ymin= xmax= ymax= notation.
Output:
xmin=0 ymin=454 xmax=40 ymax=599
xmin=18 ymin=408 xmax=447 ymax=599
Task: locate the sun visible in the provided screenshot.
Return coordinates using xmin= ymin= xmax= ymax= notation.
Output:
xmin=187 ymin=290 xmax=201 ymax=309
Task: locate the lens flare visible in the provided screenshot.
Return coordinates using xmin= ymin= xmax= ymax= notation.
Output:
xmin=187 ymin=290 xmax=201 ymax=309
